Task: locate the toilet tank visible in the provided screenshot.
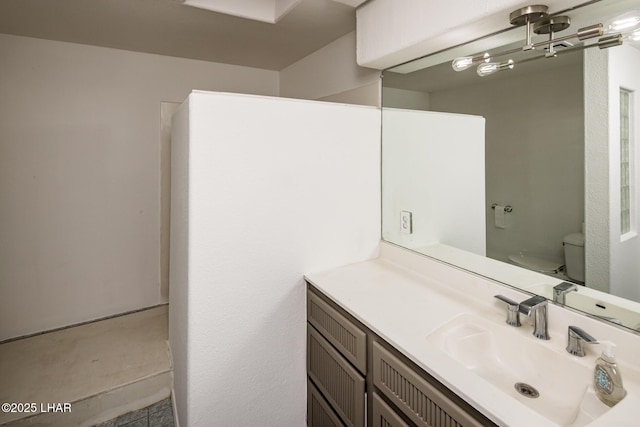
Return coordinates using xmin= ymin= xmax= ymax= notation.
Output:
xmin=563 ymin=233 xmax=585 ymax=283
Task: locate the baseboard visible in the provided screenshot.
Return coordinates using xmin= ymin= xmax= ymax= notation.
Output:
xmin=0 ymin=303 xmax=169 ymax=345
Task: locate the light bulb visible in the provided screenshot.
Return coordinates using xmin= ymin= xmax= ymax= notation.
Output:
xmin=477 ymin=62 xmax=499 ymax=77
xmin=452 ymin=57 xmax=473 ymax=71
xmin=608 ymin=14 xmax=640 ymax=32
xmin=451 ymin=53 xmax=490 ymax=72
xmin=629 ymin=29 xmax=640 ymax=42
xmin=476 ymin=59 xmax=514 ymax=77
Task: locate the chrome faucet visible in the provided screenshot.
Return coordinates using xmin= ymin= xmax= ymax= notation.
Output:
xmin=494 ymin=295 xmax=521 ymax=327
xmin=495 ymin=294 xmax=550 ymax=340
xmin=566 ymin=326 xmax=598 ymax=356
xmin=520 ymin=295 xmax=550 ymax=340
xmin=553 ymin=282 xmax=577 ymax=304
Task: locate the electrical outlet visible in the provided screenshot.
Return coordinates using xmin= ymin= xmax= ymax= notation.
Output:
xmin=400 ymin=211 xmax=412 ymax=234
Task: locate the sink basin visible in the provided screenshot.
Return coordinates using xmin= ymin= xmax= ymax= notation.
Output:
xmin=427 ymin=314 xmax=612 ymax=426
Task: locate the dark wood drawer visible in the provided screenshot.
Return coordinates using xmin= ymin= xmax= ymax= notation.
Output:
xmin=372 ymin=341 xmax=486 ymax=427
xmin=308 ymin=379 xmax=346 ymax=427
xmin=372 ymin=392 xmax=411 ymax=427
xmin=308 ymin=290 xmax=367 ymax=374
xmin=308 ymin=325 xmax=365 ymax=427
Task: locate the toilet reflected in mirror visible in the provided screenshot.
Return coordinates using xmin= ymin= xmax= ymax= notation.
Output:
xmin=507 ymin=229 xmax=585 ymax=285
xmin=508 ymin=253 xmax=567 ymax=280
xmin=563 ymin=231 xmax=585 ymax=284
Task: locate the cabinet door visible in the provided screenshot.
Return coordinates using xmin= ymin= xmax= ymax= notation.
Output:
xmin=308 ymin=325 xmax=365 ymax=427
xmin=372 ymin=342 xmax=486 ymax=427
xmin=307 ymin=290 xmax=367 ymax=374
xmin=308 ymin=380 xmax=346 ymax=427
xmin=372 ymin=393 xmax=411 ymax=427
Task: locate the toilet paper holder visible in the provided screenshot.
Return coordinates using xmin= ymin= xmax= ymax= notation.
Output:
xmin=492 ymin=203 xmax=513 ymax=212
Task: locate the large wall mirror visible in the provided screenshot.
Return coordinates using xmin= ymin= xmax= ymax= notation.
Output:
xmin=382 ymin=0 xmax=640 ymax=331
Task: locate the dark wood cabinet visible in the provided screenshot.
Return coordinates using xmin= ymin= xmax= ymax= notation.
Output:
xmin=307 ymin=282 xmax=496 ymax=427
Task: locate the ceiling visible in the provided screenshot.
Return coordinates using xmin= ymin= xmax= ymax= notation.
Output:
xmin=0 ymin=0 xmax=356 ymax=71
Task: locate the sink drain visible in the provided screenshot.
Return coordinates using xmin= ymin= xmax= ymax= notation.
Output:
xmin=514 ymin=382 xmax=540 ymax=398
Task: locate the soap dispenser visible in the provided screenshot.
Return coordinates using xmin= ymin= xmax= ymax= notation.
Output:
xmin=594 ymin=341 xmax=627 ymax=406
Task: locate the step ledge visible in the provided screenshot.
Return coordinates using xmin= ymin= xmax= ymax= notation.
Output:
xmin=1 ymin=370 xmax=172 ymax=427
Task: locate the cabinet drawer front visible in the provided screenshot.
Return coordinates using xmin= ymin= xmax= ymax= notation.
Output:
xmin=372 ymin=342 xmax=485 ymax=427
xmin=308 ymin=379 xmax=347 ymax=427
xmin=372 ymin=393 xmax=411 ymax=427
xmin=308 ymin=290 xmax=367 ymax=373
xmin=308 ymin=325 xmax=365 ymax=427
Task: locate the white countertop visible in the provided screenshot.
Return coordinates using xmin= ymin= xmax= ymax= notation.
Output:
xmin=305 ymin=242 xmax=640 ymax=427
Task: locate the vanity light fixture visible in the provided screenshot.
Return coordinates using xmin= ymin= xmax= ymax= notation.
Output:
xmin=481 ymin=32 xmax=625 ymax=77
xmin=534 ymin=15 xmax=572 ymax=57
xmin=451 ymin=4 xmax=640 ymax=76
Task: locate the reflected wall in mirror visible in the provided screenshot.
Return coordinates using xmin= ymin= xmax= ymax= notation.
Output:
xmin=382 ymin=0 xmax=640 ymax=331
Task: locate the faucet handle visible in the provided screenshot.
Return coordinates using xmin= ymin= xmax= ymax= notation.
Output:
xmin=553 ymin=282 xmax=577 ymax=304
xmin=494 ymin=295 xmax=521 ymax=327
xmin=566 ymin=326 xmax=598 ymax=357
xmin=518 ymin=295 xmax=547 ymax=316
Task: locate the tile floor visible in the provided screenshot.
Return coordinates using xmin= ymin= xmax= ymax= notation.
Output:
xmin=94 ymin=398 xmax=174 ymax=427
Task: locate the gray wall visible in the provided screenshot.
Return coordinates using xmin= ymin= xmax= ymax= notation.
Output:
xmin=429 ymin=53 xmax=584 ymax=265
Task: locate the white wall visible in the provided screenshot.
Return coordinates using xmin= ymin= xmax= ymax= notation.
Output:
xmin=280 ymin=31 xmax=381 ymax=106
xmin=429 ymin=55 xmax=584 ymax=265
xmin=356 ymin=0 xmax=589 ymax=70
xmin=0 ymin=34 xmax=279 ymax=341
xmin=169 ymin=91 xmax=380 ymax=426
xmin=382 ymin=108 xmax=485 ymax=255
xmin=608 ymin=45 xmax=640 ymax=303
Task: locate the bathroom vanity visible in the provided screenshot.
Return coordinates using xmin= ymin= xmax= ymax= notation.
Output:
xmin=307 ymin=282 xmax=495 ymax=427
xmin=305 ymin=242 xmax=640 ymax=427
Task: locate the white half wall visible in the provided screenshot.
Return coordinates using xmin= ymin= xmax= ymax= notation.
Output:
xmin=169 ymin=91 xmax=380 ymax=426
xmin=0 ymin=34 xmax=278 ymax=341
xmin=382 ymin=108 xmax=486 ymax=255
